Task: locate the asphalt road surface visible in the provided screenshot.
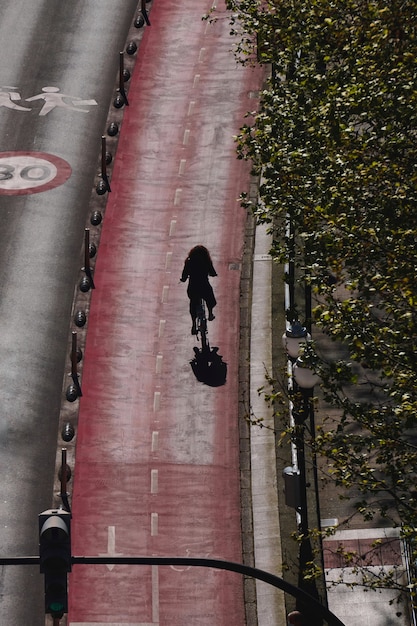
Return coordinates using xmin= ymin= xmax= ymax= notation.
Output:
xmin=0 ymin=2 xmax=139 ymax=624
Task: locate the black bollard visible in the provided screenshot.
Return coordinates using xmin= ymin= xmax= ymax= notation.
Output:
xmin=107 ymin=121 xmax=119 ymax=136
xmin=66 ymin=384 xmax=78 ymax=402
xmin=90 ymin=210 xmax=102 ymax=226
xmin=96 ymin=179 xmax=107 ymax=195
xmin=61 ymin=422 xmax=75 ymax=442
xmin=79 ymin=276 xmax=91 ymax=292
xmin=126 ymin=41 xmax=138 ymax=55
xmin=113 ymin=93 xmax=125 ymax=109
xmin=74 ymin=311 xmax=87 ymax=328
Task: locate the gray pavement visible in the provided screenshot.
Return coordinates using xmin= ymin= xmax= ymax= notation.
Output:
xmin=0 ymin=2 xmax=139 ymax=624
xmin=250 ymin=222 xmax=286 ymax=624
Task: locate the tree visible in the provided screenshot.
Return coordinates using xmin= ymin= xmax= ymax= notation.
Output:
xmin=223 ymin=0 xmax=417 ymax=609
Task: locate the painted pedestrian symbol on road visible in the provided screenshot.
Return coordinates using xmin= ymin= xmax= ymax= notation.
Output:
xmin=0 ymin=85 xmax=97 ymax=115
xmin=26 ymin=86 xmax=97 ymax=116
xmin=0 ymin=87 xmax=31 ymax=111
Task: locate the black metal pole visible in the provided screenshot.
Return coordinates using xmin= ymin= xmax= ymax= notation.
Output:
xmin=83 ymin=228 xmax=95 ymax=289
xmin=0 ymin=555 xmax=345 ymax=626
xmin=101 ymin=136 xmax=111 ymax=192
xmin=119 ymin=52 xmax=129 ymax=106
xmin=71 ymin=331 xmax=82 ymax=397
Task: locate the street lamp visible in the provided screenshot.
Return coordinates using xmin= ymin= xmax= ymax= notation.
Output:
xmin=282 ymin=321 xmax=311 ymax=360
xmin=293 ymin=356 xmax=320 ymax=389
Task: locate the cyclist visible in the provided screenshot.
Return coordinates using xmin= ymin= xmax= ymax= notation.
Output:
xmin=180 ymin=245 xmax=217 ymax=335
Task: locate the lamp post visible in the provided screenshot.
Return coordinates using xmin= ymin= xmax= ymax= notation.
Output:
xmin=283 ymin=209 xmax=327 ymax=621
xmin=289 ymin=354 xmax=316 ymax=538
xmin=283 ymin=326 xmax=323 ymax=621
xmin=282 ymin=322 xmax=311 ymax=537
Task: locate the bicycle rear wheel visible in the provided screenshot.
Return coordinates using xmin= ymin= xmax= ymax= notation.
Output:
xmin=200 ymin=318 xmax=208 ymax=351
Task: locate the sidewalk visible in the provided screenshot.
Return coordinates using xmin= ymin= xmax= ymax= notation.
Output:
xmin=249 ymin=222 xmax=285 ymax=623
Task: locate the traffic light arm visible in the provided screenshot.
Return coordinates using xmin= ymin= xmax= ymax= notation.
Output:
xmin=0 ymin=554 xmax=345 ymax=626
xmin=71 ymin=555 xmax=345 ymax=626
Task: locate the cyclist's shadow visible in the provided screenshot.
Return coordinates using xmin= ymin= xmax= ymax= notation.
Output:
xmin=190 ymin=345 xmax=227 ymax=387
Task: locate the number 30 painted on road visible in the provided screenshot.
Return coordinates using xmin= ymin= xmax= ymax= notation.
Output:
xmin=0 ymin=152 xmax=71 ymax=195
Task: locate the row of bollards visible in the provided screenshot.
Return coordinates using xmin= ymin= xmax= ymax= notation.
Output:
xmin=60 ymin=0 xmax=153 ymax=506
xmin=104 ymin=0 xmax=151 ymax=134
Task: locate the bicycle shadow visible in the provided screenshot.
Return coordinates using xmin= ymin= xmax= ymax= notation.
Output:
xmin=190 ymin=346 xmax=227 ymax=387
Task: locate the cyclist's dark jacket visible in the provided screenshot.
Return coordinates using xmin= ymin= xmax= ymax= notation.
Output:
xmin=181 ymin=256 xmax=217 ymax=311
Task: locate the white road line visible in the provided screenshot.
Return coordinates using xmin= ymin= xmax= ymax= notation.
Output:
xmin=187 ymin=101 xmax=195 ymax=116
xmin=151 ymin=469 xmax=158 ymax=494
xmin=158 ymin=319 xmax=166 ymax=338
xmin=174 ymin=187 xmax=182 ymax=205
xmin=161 ymin=285 xmax=169 ymax=302
xmin=153 ymin=391 xmax=161 ymax=412
xmin=178 ymin=159 xmax=186 ymax=175
xmin=98 ymin=526 xmax=123 ymax=571
xmin=152 ymin=564 xmax=160 ymax=623
xmin=169 ymin=219 xmax=177 ymax=236
xmin=155 ymin=354 xmax=163 ymax=374
xmin=165 ymin=251 xmax=172 ymax=270
xmin=193 ymin=74 xmax=200 ymax=88
xmin=151 ymin=431 xmax=159 ymax=452
xmin=198 ymin=47 xmax=206 ymax=63
xmin=151 ymin=512 xmax=158 ymax=536
xmin=183 ymin=129 xmax=190 ymax=145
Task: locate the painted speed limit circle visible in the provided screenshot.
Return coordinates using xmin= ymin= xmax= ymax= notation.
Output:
xmin=0 ymin=151 xmax=71 ymax=195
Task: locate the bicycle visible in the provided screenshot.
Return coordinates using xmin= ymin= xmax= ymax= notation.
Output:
xmin=190 ymin=300 xmax=226 ymax=386
xmin=195 ymin=298 xmax=209 ymax=352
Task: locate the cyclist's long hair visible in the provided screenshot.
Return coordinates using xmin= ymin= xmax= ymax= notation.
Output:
xmin=186 ymin=245 xmax=213 ymax=267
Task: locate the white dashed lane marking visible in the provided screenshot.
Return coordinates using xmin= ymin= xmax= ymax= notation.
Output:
xmin=152 ymin=431 xmax=159 ymax=453
xmin=178 ymin=159 xmax=186 ymax=175
xmin=151 ymin=469 xmax=158 ymax=494
xmin=151 ymin=512 xmax=158 ymax=536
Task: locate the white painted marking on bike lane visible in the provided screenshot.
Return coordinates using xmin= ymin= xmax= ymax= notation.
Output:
xmin=161 ymin=285 xmax=169 ymax=302
xmin=153 ymin=391 xmax=161 ymax=412
xmin=98 ymin=526 xmax=123 ymax=571
xmin=151 ymin=512 xmax=158 ymax=536
xmin=152 ymin=431 xmax=159 ymax=453
xmin=151 ymin=469 xmax=158 ymax=494
xmin=178 ymin=159 xmax=186 ymax=175
xmin=169 ymin=220 xmax=177 ymax=236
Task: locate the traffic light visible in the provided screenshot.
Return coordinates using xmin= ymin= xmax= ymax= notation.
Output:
xmin=39 ymin=509 xmax=71 ymax=619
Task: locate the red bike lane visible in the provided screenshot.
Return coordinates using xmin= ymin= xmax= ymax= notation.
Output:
xmin=68 ymin=1 xmax=262 ymax=623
